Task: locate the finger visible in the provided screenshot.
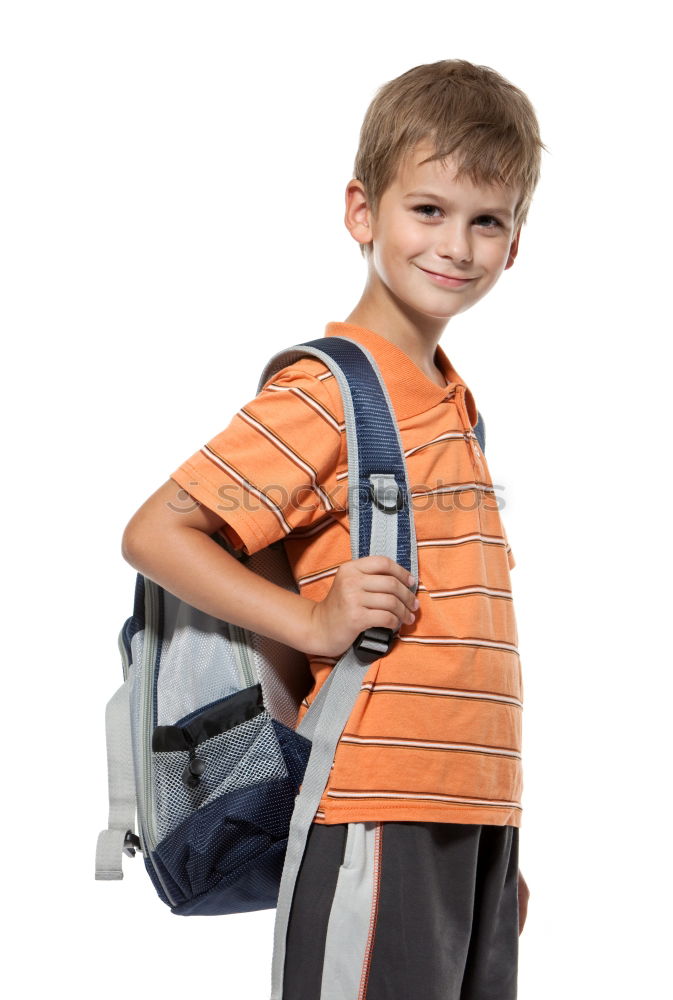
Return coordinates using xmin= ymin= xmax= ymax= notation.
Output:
xmin=358 ymin=555 xmax=415 ymax=589
xmin=359 ymin=574 xmax=419 ymax=613
xmin=359 ymin=591 xmax=416 ymax=627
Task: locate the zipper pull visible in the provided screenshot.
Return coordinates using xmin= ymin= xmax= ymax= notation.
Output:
xmin=181 ymin=732 xmax=206 ymax=789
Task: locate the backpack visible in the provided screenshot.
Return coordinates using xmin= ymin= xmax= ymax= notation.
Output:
xmin=95 ymin=334 xmax=485 ymax=999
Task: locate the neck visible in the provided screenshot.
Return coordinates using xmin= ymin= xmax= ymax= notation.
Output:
xmin=345 ymin=273 xmax=451 ymax=382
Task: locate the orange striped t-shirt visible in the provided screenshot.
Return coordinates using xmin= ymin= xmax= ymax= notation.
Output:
xmin=170 ymin=321 xmax=523 ymax=828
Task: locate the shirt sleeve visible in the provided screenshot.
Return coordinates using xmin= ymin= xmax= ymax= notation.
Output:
xmin=169 ymin=360 xmax=345 ymax=557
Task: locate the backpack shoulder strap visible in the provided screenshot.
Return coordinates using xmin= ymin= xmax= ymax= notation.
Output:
xmin=264 ymin=336 xmax=421 ymax=999
xmin=475 ymin=411 xmax=486 ymax=453
xmin=258 ymin=335 xmax=418 ymax=587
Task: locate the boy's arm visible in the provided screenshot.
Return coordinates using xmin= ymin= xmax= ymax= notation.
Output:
xmin=121 ymin=478 xmax=318 ymax=656
xmin=121 ymin=479 xmax=418 ymax=660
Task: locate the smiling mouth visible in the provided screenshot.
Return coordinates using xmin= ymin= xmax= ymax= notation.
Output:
xmin=418 ymin=266 xmax=476 ymax=284
xmin=420 ymin=266 xmax=474 ymax=280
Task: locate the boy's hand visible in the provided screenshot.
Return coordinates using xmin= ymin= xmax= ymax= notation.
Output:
xmin=305 ymin=555 xmax=419 ymax=659
xmin=518 ymin=869 xmax=530 ymax=934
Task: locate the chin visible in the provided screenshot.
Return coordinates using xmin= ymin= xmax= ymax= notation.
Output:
xmin=406 ymin=303 xmax=463 ymax=323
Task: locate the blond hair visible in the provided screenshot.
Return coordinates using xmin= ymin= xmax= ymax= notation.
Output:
xmin=352 ymin=59 xmax=548 ymax=259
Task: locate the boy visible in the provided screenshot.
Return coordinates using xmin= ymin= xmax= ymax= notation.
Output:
xmin=122 ymin=58 xmax=544 ymax=999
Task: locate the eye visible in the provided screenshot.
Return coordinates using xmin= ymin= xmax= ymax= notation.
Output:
xmin=474 ymin=215 xmax=502 ymax=229
xmin=413 ymin=206 xmax=504 ymax=228
xmin=413 ymin=204 xmax=442 ymax=219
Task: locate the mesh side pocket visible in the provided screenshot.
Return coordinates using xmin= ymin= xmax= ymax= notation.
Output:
xmin=153 ymin=709 xmax=289 ymax=842
xmin=151 ymin=719 xmax=313 ymax=912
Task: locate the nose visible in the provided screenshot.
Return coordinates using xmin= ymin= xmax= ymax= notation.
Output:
xmin=435 ymin=223 xmax=472 ymax=263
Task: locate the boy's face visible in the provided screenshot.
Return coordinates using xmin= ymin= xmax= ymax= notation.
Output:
xmin=349 ymin=140 xmax=522 ymax=327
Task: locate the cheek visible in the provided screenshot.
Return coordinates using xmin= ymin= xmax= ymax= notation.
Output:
xmin=483 ymin=238 xmax=512 ymax=269
xmin=373 ymin=224 xmax=407 ymax=273
xmin=386 ymin=219 xmax=427 ymax=262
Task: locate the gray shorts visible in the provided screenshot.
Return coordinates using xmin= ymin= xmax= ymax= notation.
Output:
xmin=282 ymin=821 xmax=519 ymax=1000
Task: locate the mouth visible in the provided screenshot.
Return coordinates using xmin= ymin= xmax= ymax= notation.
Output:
xmin=418 ymin=266 xmax=475 ymax=287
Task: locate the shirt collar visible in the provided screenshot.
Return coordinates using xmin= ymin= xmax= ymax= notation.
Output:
xmin=323 ymin=321 xmax=478 ymax=425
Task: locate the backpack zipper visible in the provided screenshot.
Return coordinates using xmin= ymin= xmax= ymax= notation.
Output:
xmin=141 ymin=580 xmax=160 ymax=851
xmin=229 ymin=622 xmax=258 ymax=689
xmin=136 ymin=580 xmax=178 ymax=906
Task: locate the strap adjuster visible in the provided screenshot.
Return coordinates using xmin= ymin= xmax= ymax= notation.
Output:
xmin=369 ymin=479 xmax=403 ymax=512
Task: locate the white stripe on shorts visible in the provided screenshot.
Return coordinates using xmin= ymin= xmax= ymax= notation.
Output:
xmin=320 ymin=821 xmax=382 ymax=999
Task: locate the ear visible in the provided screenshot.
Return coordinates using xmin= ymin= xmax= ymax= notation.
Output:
xmin=344 ymin=179 xmax=374 ymax=251
xmin=504 ymin=227 xmax=521 ymax=270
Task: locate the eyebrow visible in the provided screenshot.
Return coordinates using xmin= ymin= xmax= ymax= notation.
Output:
xmin=404 ymin=190 xmax=514 ymax=218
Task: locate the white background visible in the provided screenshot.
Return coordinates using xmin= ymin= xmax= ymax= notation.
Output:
xmin=3 ymin=1 xmax=670 ymax=997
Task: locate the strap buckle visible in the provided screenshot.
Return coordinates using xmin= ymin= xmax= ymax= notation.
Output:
xmin=353 ymin=626 xmax=395 ymax=664
xmin=123 ymin=831 xmax=142 ymax=858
